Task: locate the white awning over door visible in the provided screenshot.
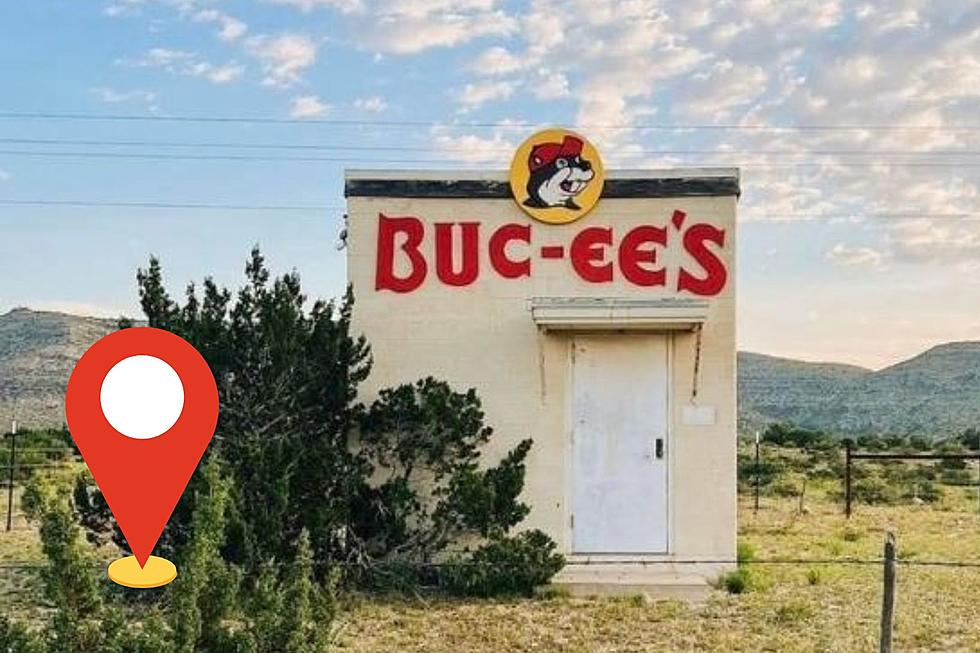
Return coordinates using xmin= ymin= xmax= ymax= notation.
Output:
xmin=529 ymin=297 xmax=709 ymax=332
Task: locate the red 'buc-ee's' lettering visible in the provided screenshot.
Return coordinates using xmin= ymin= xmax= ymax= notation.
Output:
xmin=488 ymin=223 xmax=531 ymax=278
xmin=435 ymin=222 xmax=480 ymax=286
xmin=374 ymin=214 xmax=728 ymax=295
xmin=570 ymin=226 xmax=614 ymax=283
xmin=678 ymin=223 xmax=727 ymax=296
xmin=376 ymin=214 xmax=427 ymax=293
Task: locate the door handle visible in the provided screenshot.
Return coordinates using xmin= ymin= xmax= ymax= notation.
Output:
xmin=655 ymin=438 xmax=664 ymax=459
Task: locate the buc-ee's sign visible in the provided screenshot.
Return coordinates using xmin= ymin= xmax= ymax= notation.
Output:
xmin=374 ymin=129 xmax=728 ymax=297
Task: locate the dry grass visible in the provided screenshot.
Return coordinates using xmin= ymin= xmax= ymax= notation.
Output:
xmin=3 ymin=483 xmax=980 ymax=651
xmin=333 ymin=490 xmax=980 ymax=652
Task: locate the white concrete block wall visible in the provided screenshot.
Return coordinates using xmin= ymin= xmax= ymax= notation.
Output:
xmin=346 ymin=170 xmax=737 ymax=578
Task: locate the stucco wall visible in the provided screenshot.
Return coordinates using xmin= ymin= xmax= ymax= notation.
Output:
xmin=345 ymin=170 xmax=737 ymax=562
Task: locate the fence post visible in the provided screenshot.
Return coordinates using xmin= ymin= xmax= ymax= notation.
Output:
xmin=879 ymin=532 xmax=897 ymax=653
xmin=754 ymin=431 xmax=761 ymax=514
xmin=5 ymin=420 xmax=16 ymax=532
xmin=844 ymin=439 xmax=853 ymax=518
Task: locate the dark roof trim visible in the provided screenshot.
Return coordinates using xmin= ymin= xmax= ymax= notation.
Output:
xmin=345 ymin=176 xmax=740 ymax=199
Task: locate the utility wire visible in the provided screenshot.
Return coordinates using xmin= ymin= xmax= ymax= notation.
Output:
xmin=0 ymin=149 xmax=469 ymax=164
xmin=3 ymin=111 xmax=980 ymax=132
xmin=7 ymin=137 xmax=980 ymax=158
xmin=3 ymin=199 xmax=980 ymax=221
xmin=0 ymin=199 xmax=340 ymax=212
xmin=7 ymin=149 xmax=980 ymax=168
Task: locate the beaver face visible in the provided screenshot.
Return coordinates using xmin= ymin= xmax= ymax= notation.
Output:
xmin=528 ymin=155 xmax=595 ymax=209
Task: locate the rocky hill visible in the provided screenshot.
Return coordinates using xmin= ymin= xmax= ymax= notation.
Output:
xmin=739 ymin=345 xmax=980 ymax=437
xmin=2 ymin=308 xmax=980 ymax=438
xmin=737 ymin=352 xmax=872 ymax=433
xmin=0 ymin=308 xmax=119 ymax=430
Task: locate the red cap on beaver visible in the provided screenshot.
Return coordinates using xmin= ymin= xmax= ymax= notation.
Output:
xmin=528 ymin=135 xmax=584 ymax=172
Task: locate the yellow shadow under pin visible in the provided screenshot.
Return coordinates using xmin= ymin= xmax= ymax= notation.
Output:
xmin=107 ymin=556 xmax=177 ymax=588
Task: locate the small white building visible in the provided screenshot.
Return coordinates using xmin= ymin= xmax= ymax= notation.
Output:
xmin=345 ymin=131 xmax=738 ymax=597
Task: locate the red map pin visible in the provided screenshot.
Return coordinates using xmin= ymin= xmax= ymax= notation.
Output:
xmin=66 ymin=327 xmax=218 ymax=588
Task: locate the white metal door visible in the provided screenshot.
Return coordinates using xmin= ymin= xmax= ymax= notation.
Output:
xmin=572 ymin=335 xmax=669 ymax=553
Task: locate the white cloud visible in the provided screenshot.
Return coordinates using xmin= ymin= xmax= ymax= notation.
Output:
xmin=826 ymin=243 xmax=886 ymax=268
xmin=457 ymin=80 xmax=516 ymax=110
xmin=0 ymin=169 xmax=10 ymax=182
xmin=887 ymin=218 xmax=980 ymax=264
xmin=267 ymin=0 xmax=363 ymax=12
xmin=290 ymin=95 xmax=331 ymax=118
xmin=123 ymin=48 xmax=243 ymax=84
xmin=353 ymin=96 xmax=387 ymax=112
xmin=247 ymin=34 xmax=318 ymax=87
xmin=188 ymin=61 xmax=245 ymax=84
xmin=90 ymin=87 xmax=157 ymax=104
xmin=530 ymin=69 xmax=569 ymax=100
xmin=130 ymin=47 xmax=196 ymax=67
xmin=673 ymin=61 xmax=768 ymax=120
xmin=471 ymin=46 xmax=522 ymax=75
xmin=827 ymin=54 xmax=880 ymax=88
xmin=103 ymin=0 xmax=144 ymax=16
xmin=430 ymin=127 xmax=517 ymax=164
xmin=358 ymin=2 xmax=517 ymax=54
xmin=192 ymin=9 xmax=248 ymax=42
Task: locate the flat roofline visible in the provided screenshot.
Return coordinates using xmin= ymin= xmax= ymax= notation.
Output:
xmin=345 ymin=168 xmax=740 ymax=199
xmin=345 ymin=168 xmax=739 ymax=181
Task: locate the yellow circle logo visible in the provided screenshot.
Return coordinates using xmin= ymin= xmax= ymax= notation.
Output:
xmin=509 ymin=128 xmax=605 ymax=224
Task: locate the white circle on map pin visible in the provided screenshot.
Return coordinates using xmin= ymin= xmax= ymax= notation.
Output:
xmin=100 ymin=355 xmax=185 ymax=439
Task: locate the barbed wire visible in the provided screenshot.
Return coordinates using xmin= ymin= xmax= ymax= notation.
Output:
xmin=1 ymin=557 xmax=980 ymax=571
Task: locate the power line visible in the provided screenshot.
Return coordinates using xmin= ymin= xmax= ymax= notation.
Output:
xmin=0 ymin=199 xmax=340 ymax=212
xmin=3 ymin=199 xmax=980 ymax=221
xmin=7 ymin=137 xmax=980 ymax=158
xmin=3 ymin=111 xmax=980 ymax=132
xmin=8 ymin=149 xmax=980 ymax=169
xmin=0 ymin=149 xmax=465 ymax=164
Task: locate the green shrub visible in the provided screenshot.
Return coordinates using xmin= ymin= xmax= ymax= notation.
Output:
xmin=769 ymin=477 xmax=803 ymax=498
xmin=761 ymin=424 xmax=832 ymax=449
xmin=772 ymin=601 xmax=815 ymax=624
xmin=441 ymin=530 xmax=565 ymax=597
xmin=805 ymin=568 xmax=822 ymax=585
xmin=852 ymin=475 xmax=899 ymax=505
xmin=906 ymin=480 xmax=944 ymax=503
xmin=63 ymin=250 xmax=564 ymax=607
xmin=839 ymin=527 xmax=863 ymax=542
xmin=940 ymin=468 xmax=974 ymax=486
xmin=737 ymin=541 xmax=756 ymax=564
xmin=0 ymin=616 xmax=45 ymax=653
xmin=721 ymin=568 xmax=750 ymax=594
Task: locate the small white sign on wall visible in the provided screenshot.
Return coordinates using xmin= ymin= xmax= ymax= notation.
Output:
xmin=682 ymin=404 xmax=716 ymax=426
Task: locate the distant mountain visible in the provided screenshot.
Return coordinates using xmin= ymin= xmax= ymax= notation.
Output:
xmin=737 ymin=352 xmax=872 ymax=433
xmin=2 ymin=308 xmax=980 ymax=438
xmin=739 ymin=344 xmax=980 ymax=437
xmin=0 ymin=308 xmax=119 ymax=430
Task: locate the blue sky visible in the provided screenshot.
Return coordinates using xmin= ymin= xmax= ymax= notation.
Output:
xmin=2 ymin=0 xmax=980 ymax=368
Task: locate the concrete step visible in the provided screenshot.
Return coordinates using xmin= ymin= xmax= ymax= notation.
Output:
xmin=551 ymin=560 xmax=732 ymax=601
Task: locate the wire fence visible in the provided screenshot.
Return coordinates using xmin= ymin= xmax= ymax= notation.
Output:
xmin=4 ymin=434 xmax=980 ymax=651
xmin=744 ymin=437 xmax=980 ymax=518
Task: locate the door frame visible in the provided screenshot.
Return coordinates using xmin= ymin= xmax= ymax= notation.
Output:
xmin=564 ymin=332 xmax=674 ymax=557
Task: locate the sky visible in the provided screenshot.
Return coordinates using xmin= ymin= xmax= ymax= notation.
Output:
xmin=2 ymin=0 xmax=980 ymax=370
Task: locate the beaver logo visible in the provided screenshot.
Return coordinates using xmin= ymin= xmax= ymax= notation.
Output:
xmin=510 ymin=129 xmax=604 ymax=224
xmin=524 ymin=135 xmax=595 ymax=210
